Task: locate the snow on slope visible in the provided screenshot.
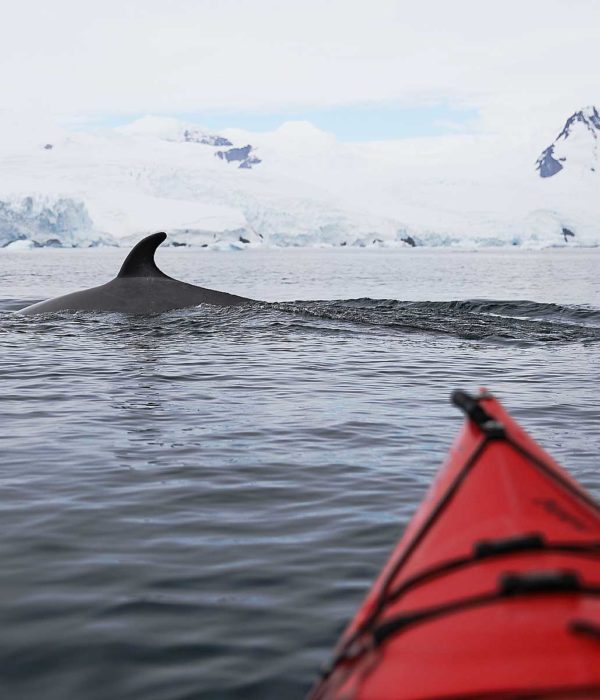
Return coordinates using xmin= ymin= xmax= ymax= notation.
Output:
xmin=0 ymin=109 xmax=598 ymax=248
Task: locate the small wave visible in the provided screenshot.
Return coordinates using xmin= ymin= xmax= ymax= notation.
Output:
xmin=272 ymin=298 xmax=600 ymax=343
xmin=442 ymin=299 xmax=600 ymax=326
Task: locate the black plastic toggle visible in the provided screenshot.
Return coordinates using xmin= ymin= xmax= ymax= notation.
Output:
xmin=500 ymin=569 xmax=582 ymax=596
xmin=569 ymin=618 xmax=600 ymax=642
xmin=474 ymin=533 xmax=545 ymax=559
xmin=451 ymin=390 xmax=506 ymax=438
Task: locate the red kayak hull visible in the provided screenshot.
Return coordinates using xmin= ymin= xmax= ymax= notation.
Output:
xmin=310 ymin=392 xmax=600 ymax=699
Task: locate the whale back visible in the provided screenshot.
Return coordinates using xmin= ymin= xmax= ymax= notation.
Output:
xmin=18 ymin=231 xmax=252 ymax=314
xmin=117 ymin=232 xmax=173 ymax=279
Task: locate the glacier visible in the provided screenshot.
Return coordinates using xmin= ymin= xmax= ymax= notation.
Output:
xmin=0 ymin=109 xmax=598 ymax=249
xmin=0 ymin=196 xmax=107 ymax=248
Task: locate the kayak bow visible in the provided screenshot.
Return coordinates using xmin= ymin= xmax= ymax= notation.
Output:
xmin=310 ymin=390 xmax=600 ymax=699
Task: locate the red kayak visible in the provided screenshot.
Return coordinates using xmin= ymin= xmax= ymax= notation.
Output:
xmin=310 ymin=390 xmax=600 ymax=699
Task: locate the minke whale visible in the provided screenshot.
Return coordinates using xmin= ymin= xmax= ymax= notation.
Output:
xmin=19 ymin=232 xmax=252 ymax=315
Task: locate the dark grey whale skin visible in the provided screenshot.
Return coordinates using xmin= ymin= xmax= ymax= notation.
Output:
xmin=18 ymin=232 xmax=252 ymax=315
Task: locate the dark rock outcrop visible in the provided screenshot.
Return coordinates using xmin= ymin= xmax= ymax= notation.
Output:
xmin=215 ymin=144 xmax=262 ymax=169
xmin=536 ymin=146 xmax=564 ymax=178
xmin=183 ymin=129 xmax=232 ymax=147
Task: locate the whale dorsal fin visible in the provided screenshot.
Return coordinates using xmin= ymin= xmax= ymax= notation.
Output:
xmin=117 ymin=232 xmax=173 ymax=279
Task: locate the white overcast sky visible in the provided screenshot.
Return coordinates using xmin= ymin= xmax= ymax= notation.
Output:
xmin=0 ymin=0 xmax=598 ymax=138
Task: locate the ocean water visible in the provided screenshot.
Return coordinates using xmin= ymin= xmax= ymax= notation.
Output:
xmin=1 ymin=246 xmax=599 ymax=699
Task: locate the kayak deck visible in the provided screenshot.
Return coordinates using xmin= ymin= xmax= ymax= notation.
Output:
xmin=310 ymin=391 xmax=600 ymax=699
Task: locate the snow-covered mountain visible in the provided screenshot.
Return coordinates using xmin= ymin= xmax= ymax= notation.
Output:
xmin=116 ymin=116 xmax=261 ymax=168
xmin=536 ymin=106 xmax=600 ymax=178
xmin=0 ymin=108 xmax=599 ymax=249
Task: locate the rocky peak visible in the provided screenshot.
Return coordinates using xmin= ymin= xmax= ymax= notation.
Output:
xmin=555 ymin=105 xmax=600 ymax=141
xmin=536 ymin=105 xmax=600 ymax=178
